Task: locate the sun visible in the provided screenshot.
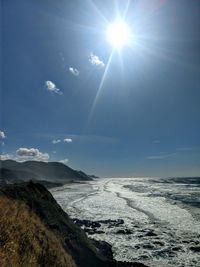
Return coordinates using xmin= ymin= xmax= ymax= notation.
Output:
xmin=107 ymin=20 xmax=130 ymax=49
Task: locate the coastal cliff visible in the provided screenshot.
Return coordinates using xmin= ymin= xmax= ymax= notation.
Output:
xmin=0 ymin=182 xmax=148 ymax=267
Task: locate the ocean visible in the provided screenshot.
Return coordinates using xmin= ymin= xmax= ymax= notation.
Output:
xmin=51 ymin=177 xmax=200 ymax=267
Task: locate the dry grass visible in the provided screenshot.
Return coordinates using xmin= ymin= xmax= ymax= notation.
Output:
xmin=0 ymin=196 xmax=77 ymax=267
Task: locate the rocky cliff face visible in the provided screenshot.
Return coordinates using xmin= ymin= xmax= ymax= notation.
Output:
xmin=0 ymin=182 xmax=148 ymax=267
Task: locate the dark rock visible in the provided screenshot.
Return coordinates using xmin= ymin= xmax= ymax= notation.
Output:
xmin=91 ymin=221 xmax=101 ymax=228
xmin=142 ymin=244 xmax=154 ymax=249
xmin=95 ymin=230 xmax=105 ymax=234
xmin=190 ymin=246 xmax=200 ymax=252
xmin=172 ymin=246 xmax=182 ymax=251
xmin=73 ymin=219 xmax=101 ymax=228
xmin=134 ymin=245 xmax=140 ymax=249
xmin=137 ymin=235 xmax=144 ymax=238
xmin=138 ymin=229 xmax=146 ymax=233
xmin=182 ymin=240 xmax=190 ymax=244
xmin=116 ymin=229 xmax=133 ymax=235
xmin=99 ymin=219 xmax=124 ymax=227
xmin=85 ymin=229 xmax=105 ymax=235
xmin=90 ymin=239 xmax=113 ymax=261
xmin=73 ymin=218 xmax=125 ymax=231
xmin=145 ymin=230 xmax=157 ymax=237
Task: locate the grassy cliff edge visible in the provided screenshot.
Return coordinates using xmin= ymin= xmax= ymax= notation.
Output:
xmin=0 ymin=182 xmax=148 ymax=267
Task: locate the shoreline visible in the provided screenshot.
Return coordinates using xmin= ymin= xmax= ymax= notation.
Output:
xmin=52 ymin=177 xmax=200 ymax=267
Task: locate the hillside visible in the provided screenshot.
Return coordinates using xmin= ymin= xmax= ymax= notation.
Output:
xmin=0 ymin=160 xmax=93 ymax=186
xmin=0 ymin=182 xmax=148 ymax=267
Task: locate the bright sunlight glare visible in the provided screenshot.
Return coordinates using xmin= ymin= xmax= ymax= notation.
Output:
xmin=107 ymin=20 xmax=130 ymax=49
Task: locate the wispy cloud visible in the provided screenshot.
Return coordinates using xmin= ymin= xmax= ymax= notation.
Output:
xmin=16 ymin=148 xmax=49 ymax=162
xmin=45 ymin=81 xmax=62 ymax=95
xmin=147 ymin=146 xmax=200 ymax=161
xmin=147 ymin=152 xmax=177 ymax=160
xmin=52 ymin=139 xmax=61 ymax=144
xmin=147 ymin=155 xmax=167 ymax=160
xmin=69 ymin=67 xmax=79 ymax=76
xmin=176 ymin=147 xmax=195 ymax=152
xmin=63 ymin=138 xmax=72 ymax=143
xmin=0 ymin=130 xmax=6 ymax=139
xmin=59 ymin=158 xmax=69 ymax=165
xmin=89 ymin=53 xmax=105 ymax=68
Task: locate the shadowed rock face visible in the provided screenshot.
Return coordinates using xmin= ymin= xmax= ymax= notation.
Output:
xmin=0 ymin=182 xmax=148 ymax=267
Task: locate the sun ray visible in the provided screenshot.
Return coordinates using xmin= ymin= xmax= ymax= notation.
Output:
xmin=122 ymin=0 xmax=131 ymax=20
xmin=86 ymin=50 xmax=114 ymax=127
xmin=130 ymin=38 xmax=198 ymax=72
xmin=88 ymin=0 xmax=109 ymax=24
xmin=83 ymin=2 xmax=133 ymax=132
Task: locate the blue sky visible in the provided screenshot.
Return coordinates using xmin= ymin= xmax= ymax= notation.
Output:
xmin=1 ymin=0 xmax=200 ymax=177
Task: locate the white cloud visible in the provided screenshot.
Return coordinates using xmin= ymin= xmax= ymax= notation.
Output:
xmin=63 ymin=138 xmax=72 ymax=143
xmin=45 ymin=81 xmax=62 ymax=95
xmin=59 ymin=158 xmax=69 ymax=165
xmin=89 ymin=53 xmax=105 ymax=68
xmin=52 ymin=139 xmax=61 ymax=144
xmin=69 ymin=67 xmax=79 ymax=76
xmin=16 ymin=148 xmax=38 ymax=157
xmin=0 ymin=154 xmax=11 ymax=160
xmin=0 ymin=131 xmax=6 ymax=139
xmin=16 ymin=148 xmax=49 ymax=162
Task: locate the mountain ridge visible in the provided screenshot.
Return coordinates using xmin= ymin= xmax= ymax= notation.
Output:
xmin=0 ymin=160 xmax=94 ymax=187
